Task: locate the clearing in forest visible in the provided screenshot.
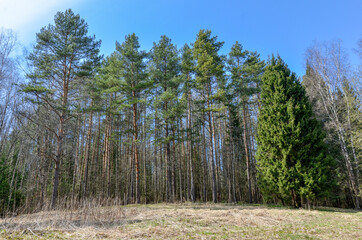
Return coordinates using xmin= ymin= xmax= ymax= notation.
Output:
xmin=0 ymin=203 xmax=361 ymax=239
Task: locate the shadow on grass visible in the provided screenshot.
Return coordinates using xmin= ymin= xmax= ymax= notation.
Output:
xmin=0 ymin=218 xmax=147 ymax=231
xmin=314 ymin=207 xmax=361 ymax=214
xmin=152 ymin=202 xmax=361 ymax=214
xmin=241 ymin=203 xmax=361 ymax=214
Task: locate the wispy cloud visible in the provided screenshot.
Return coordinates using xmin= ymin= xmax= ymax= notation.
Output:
xmin=0 ymin=0 xmax=84 ymax=43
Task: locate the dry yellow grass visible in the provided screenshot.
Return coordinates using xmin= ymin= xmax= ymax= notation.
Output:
xmin=0 ymin=203 xmax=361 ymax=239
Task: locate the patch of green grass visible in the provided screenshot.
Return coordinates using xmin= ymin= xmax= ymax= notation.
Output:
xmin=0 ymin=230 xmax=68 ymax=240
xmin=282 ymin=233 xmax=317 ymax=240
xmin=315 ymin=207 xmax=360 ymax=214
xmin=199 ymin=230 xmax=215 ymax=235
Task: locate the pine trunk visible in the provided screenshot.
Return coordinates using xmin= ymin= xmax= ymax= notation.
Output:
xmin=207 ymin=94 xmax=217 ymax=203
xmin=242 ymin=98 xmax=252 ymax=203
xmin=82 ymin=101 xmax=93 ymax=199
xmin=133 ymin=97 xmax=140 ymax=204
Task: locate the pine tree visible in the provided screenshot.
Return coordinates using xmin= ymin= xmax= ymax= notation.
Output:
xmin=256 ymin=56 xmax=334 ymax=207
xmin=22 ymin=9 xmax=101 ymax=209
xmin=193 ymin=29 xmax=224 ymax=203
xmin=180 ymin=43 xmax=196 ymax=202
xmin=228 ymin=42 xmax=252 ymax=202
xmin=149 ymin=35 xmax=181 ymax=202
xmin=96 ymin=55 xmax=122 ymax=198
xmin=113 ymin=33 xmax=149 ymax=204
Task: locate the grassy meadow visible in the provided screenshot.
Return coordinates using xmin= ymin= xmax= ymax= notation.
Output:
xmin=0 ymin=203 xmax=361 ymax=239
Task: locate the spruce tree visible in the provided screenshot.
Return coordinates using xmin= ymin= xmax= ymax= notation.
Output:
xmin=256 ymin=56 xmax=334 ymax=207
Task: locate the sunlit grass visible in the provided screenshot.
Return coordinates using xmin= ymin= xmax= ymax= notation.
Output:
xmin=1 ymin=203 xmax=361 ymax=239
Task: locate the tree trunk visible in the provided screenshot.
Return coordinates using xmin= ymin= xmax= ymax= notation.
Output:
xmin=343 ymin=93 xmax=360 ymax=209
xmin=143 ymin=104 xmax=147 ymax=203
xmin=211 ymin=111 xmax=220 ymax=201
xmin=102 ymin=108 xmax=112 ymax=199
xmin=154 ymin=110 xmax=159 ymax=202
xmin=71 ymin=116 xmax=81 ymax=203
xmin=187 ymin=90 xmax=195 ymax=202
xmin=242 ymin=98 xmax=253 ymax=203
xmin=178 ymin=121 xmax=184 ymax=202
xmin=133 ymin=98 xmax=140 ymax=204
xmin=207 ymin=93 xmax=217 ymax=203
xmin=202 ymin=123 xmax=208 ymax=202
xmin=337 ymin=128 xmax=360 ymax=209
xmin=164 ymin=101 xmax=172 ymax=202
xmin=82 ymin=100 xmax=93 ymax=199
xmin=51 ymin=115 xmax=64 ymax=210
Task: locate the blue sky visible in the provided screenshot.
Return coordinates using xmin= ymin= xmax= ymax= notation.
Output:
xmin=1 ymin=0 xmax=361 ymax=77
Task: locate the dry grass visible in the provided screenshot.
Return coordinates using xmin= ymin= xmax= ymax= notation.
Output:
xmin=0 ymin=203 xmax=361 ymax=239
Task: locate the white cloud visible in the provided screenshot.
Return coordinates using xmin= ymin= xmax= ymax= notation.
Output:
xmin=0 ymin=0 xmax=84 ymax=43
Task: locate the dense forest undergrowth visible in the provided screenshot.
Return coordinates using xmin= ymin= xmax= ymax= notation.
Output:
xmin=0 ymin=9 xmax=361 ymax=217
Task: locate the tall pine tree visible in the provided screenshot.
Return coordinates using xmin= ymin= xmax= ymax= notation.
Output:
xmin=115 ymin=33 xmax=149 ymax=204
xmin=149 ymin=35 xmax=181 ymax=202
xmin=193 ymin=29 xmax=224 ymax=203
xmin=22 ymin=9 xmax=101 ymax=209
xmin=180 ymin=43 xmax=196 ymax=202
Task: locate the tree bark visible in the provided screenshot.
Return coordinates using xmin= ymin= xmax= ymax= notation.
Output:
xmin=242 ymin=98 xmax=252 ymax=203
xmin=187 ymin=87 xmax=195 ymax=202
xmin=82 ymin=100 xmax=93 ymax=199
xmin=51 ymin=116 xmax=63 ymax=210
xmin=207 ymin=85 xmax=217 ymax=203
xmin=133 ymin=96 xmax=140 ymax=204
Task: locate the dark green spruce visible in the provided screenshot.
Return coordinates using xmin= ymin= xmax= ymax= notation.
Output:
xmin=256 ymin=56 xmax=334 ymax=208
